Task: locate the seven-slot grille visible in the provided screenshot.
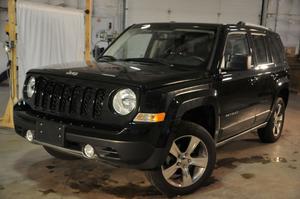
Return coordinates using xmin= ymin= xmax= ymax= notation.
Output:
xmin=32 ymin=77 xmax=105 ymax=120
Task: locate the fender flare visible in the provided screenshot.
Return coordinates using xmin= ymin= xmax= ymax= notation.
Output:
xmin=267 ymin=77 xmax=289 ymax=121
xmin=165 ymin=87 xmax=220 ymax=140
xmin=273 ymin=77 xmax=290 ymax=107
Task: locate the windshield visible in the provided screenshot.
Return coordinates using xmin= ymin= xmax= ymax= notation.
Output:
xmin=103 ymin=24 xmax=216 ymax=68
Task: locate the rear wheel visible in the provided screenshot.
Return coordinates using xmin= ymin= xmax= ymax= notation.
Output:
xmin=146 ymin=121 xmax=216 ymax=196
xmin=43 ymin=146 xmax=80 ymax=160
xmin=258 ymin=97 xmax=286 ymax=143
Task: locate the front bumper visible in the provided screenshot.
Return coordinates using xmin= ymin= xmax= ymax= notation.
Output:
xmin=14 ymin=103 xmax=172 ymax=170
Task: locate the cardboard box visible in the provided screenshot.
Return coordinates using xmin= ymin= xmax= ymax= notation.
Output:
xmin=285 ymin=47 xmax=296 ymax=57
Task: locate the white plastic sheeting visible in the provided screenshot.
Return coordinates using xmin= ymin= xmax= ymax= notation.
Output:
xmin=0 ymin=11 xmax=8 ymax=75
xmin=17 ymin=1 xmax=85 ymax=96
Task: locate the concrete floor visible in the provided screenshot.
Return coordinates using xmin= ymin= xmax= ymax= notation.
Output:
xmin=0 ymin=95 xmax=299 ymax=199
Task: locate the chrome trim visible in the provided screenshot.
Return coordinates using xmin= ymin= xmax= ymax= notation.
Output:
xmin=256 ymin=110 xmax=270 ymax=117
xmin=250 ymin=33 xmax=267 ymax=36
xmin=222 ymin=110 xmax=270 ymax=130
xmin=216 ymin=122 xmax=267 ymax=147
xmin=172 ymin=84 xmax=210 ymax=97
xmin=33 ymin=140 xmax=84 ymax=158
xmin=222 ymin=115 xmax=256 ymax=131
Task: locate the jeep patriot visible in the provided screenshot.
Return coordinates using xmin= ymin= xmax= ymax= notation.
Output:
xmin=14 ymin=22 xmax=289 ymax=196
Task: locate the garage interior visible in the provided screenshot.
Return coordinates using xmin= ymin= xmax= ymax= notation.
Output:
xmin=0 ymin=0 xmax=300 ymax=199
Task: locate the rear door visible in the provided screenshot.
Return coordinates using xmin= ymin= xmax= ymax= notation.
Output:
xmin=250 ymin=33 xmax=275 ymax=125
xmin=217 ymin=32 xmax=258 ymax=140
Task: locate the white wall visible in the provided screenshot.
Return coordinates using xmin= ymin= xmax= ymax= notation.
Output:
xmin=125 ymin=0 xmax=262 ymax=26
xmin=0 ymin=9 xmax=8 ymax=74
xmin=266 ymin=0 xmax=300 ymax=52
xmin=125 ymin=0 xmax=299 ymax=53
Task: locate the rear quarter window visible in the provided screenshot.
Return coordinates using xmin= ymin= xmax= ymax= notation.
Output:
xmin=252 ymin=34 xmax=270 ymax=65
xmin=269 ymin=34 xmax=285 ymax=65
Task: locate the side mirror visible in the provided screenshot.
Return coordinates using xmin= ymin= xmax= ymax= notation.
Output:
xmin=93 ymin=46 xmax=105 ymax=60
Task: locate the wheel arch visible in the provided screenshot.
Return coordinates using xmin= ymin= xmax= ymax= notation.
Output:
xmin=276 ymin=75 xmax=289 ymax=103
xmin=277 ymin=87 xmax=289 ymax=106
xmin=174 ymin=96 xmax=219 ymax=140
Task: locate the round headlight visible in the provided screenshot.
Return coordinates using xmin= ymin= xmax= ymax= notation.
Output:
xmin=26 ymin=76 xmax=36 ymax=98
xmin=112 ymin=89 xmax=136 ymax=115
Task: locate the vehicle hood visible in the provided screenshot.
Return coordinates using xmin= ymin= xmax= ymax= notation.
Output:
xmin=29 ymin=61 xmax=209 ymax=89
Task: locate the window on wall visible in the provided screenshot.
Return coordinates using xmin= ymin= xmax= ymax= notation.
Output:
xmin=252 ymin=35 xmax=270 ymax=65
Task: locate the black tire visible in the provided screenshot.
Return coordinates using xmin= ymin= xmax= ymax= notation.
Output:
xmin=258 ymin=97 xmax=286 ymax=143
xmin=43 ymin=146 xmax=80 ymax=160
xmin=145 ymin=121 xmax=216 ymax=196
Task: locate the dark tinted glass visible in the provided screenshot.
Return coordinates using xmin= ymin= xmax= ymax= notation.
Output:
xmin=104 ymin=24 xmax=216 ymax=68
xmin=224 ymin=34 xmax=249 ymax=70
xmin=252 ymin=35 xmax=269 ymax=64
xmin=271 ymin=35 xmax=285 ymax=64
xmin=225 ymin=34 xmax=249 ymax=55
xmin=267 ymin=36 xmax=281 ymax=64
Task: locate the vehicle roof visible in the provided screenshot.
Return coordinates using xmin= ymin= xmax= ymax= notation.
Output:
xmin=132 ymin=22 xmax=276 ymax=34
xmin=132 ymin=22 xmax=222 ymax=29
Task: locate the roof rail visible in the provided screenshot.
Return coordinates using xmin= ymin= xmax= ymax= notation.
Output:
xmin=236 ymin=21 xmax=271 ymax=30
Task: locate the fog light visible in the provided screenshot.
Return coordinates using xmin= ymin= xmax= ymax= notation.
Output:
xmin=83 ymin=144 xmax=96 ymax=159
xmin=25 ymin=130 xmax=34 ymax=142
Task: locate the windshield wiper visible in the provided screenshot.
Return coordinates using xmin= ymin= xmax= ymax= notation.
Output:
xmin=120 ymin=58 xmax=172 ymax=66
xmin=97 ymin=55 xmax=117 ymax=62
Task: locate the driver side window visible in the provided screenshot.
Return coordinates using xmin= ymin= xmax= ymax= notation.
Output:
xmin=223 ymin=33 xmax=250 ymax=71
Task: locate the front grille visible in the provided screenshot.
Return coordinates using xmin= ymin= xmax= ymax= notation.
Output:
xmin=98 ymin=147 xmax=120 ymax=160
xmin=33 ymin=77 xmax=106 ymax=121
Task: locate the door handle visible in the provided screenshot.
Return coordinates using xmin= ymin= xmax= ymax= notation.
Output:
xmin=250 ymin=77 xmax=258 ymax=85
xmin=271 ymin=73 xmax=279 ymax=80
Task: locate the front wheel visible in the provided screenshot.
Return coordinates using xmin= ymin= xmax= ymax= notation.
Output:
xmin=258 ymin=97 xmax=286 ymax=143
xmin=146 ymin=121 xmax=216 ymax=196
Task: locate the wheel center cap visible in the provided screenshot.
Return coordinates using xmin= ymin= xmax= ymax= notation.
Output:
xmin=181 ymin=159 xmax=189 ymax=167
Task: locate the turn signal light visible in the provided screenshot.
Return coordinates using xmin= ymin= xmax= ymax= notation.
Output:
xmin=134 ymin=113 xmax=166 ymax=123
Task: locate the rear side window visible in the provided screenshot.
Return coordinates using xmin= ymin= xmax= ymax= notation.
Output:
xmin=252 ymin=35 xmax=270 ymax=65
xmin=268 ymin=35 xmax=285 ymax=65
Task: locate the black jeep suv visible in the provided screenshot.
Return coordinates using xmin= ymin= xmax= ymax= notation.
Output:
xmin=14 ymin=22 xmax=289 ymax=196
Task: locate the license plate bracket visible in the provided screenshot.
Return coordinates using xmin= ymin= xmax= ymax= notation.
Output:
xmin=35 ymin=120 xmax=65 ymax=147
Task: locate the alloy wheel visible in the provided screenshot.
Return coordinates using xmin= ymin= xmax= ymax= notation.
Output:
xmin=161 ymin=135 xmax=208 ymax=188
xmin=273 ymin=103 xmax=284 ymax=137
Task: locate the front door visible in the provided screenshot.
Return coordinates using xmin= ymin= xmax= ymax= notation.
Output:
xmin=217 ymin=32 xmax=258 ymax=141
